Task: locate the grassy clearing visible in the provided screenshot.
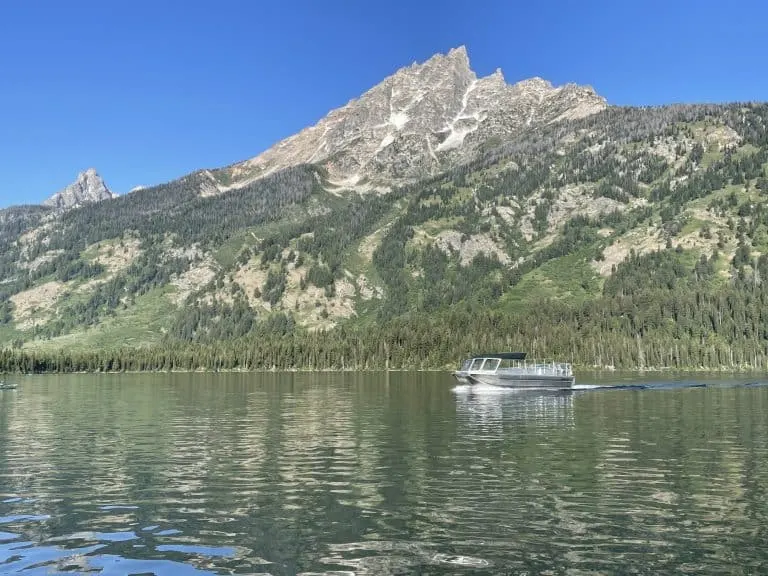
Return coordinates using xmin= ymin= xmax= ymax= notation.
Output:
xmin=701 ymin=146 xmax=722 ymax=169
xmin=734 ymin=143 xmax=760 ymax=159
xmin=691 ymin=184 xmax=750 ymax=211
xmin=419 ymin=217 xmax=464 ymax=236
xmin=500 ymin=250 xmax=603 ymax=313
xmin=23 ymin=286 xmax=174 ymax=353
xmin=681 ymin=218 xmax=710 ymax=236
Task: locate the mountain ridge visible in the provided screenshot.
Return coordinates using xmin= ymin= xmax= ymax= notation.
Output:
xmin=6 ymin=47 xmax=605 ymax=210
xmin=1 ymin=47 xmax=767 ymax=372
xmin=209 ymin=45 xmax=607 ymax=194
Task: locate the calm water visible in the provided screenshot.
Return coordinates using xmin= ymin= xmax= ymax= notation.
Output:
xmin=0 ymin=373 xmax=767 ymax=575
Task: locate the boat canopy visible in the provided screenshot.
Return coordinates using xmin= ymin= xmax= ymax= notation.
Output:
xmin=471 ymin=352 xmax=527 ymax=360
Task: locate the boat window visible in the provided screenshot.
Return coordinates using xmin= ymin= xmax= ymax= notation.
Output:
xmin=486 ymin=358 xmax=501 ymax=371
xmin=469 ymin=358 xmax=484 ymax=371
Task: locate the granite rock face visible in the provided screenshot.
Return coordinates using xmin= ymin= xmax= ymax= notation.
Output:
xmin=215 ymin=46 xmax=607 ymax=191
xmin=43 ymin=168 xmax=117 ymax=211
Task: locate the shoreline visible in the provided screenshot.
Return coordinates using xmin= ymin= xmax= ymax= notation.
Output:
xmin=3 ymin=366 xmax=768 ymax=376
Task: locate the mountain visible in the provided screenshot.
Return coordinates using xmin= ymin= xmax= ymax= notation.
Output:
xmin=1 ymin=46 xmax=768 ymax=372
xmin=43 ymin=168 xmax=117 ymax=211
xmin=207 ymin=46 xmax=607 ymax=193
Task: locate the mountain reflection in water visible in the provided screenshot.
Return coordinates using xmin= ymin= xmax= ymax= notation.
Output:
xmin=0 ymin=372 xmax=767 ymax=575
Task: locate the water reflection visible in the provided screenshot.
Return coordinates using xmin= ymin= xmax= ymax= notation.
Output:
xmin=453 ymin=384 xmax=575 ymax=429
xmin=0 ymin=373 xmax=766 ymax=574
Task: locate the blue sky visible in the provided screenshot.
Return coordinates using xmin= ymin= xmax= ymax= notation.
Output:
xmin=1 ymin=0 xmax=766 ymax=208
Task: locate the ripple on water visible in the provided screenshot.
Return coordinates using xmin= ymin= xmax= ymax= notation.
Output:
xmin=98 ymin=505 xmax=139 ymax=511
xmin=0 ymin=515 xmax=50 ymax=524
xmin=1 ymin=375 xmax=768 ymax=574
xmin=154 ymin=529 xmax=183 ymax=536
xmin=155 ymin=544 xmax=236 ymax=556
xmin=321 ymin=540 xmax=495 ymax=573
xmin=47 ymin=531 xmax=139 ymax=543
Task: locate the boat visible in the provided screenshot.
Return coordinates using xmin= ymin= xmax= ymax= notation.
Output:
xmin=0 ymin=381 xmax=17 ymax=390
xmin=452 ymin=352 xmax=575 ymax=389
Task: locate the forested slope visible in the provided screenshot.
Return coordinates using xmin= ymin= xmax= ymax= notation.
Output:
xmin=2 ymin=102 xmax=768 ymax=371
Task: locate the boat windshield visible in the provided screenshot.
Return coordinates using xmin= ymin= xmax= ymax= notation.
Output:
xmin=469 ymin=358 xmax=484 ymax=371
xmin=465 ymin=358 xmax=501 ymax=371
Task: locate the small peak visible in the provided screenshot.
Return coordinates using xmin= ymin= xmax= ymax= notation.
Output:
xmin=420 ymin=45 xmax=471 ymax=70
xmin=403 ymin=46 xmax=470 ymax=75
xmin=486 ymin=67 xmax=505 ymax=83
xmin=78 ymin=167 xmax=100 ymax=180
xmin=512 ymin=77 xmax=554 ymax=92
xmin=43 ymin=167 xmax=115 ymax=211
xmin=446 ymin=45 xmax=470 ymax=67
xmin=562 ymin=82 xmax=602 ymax=96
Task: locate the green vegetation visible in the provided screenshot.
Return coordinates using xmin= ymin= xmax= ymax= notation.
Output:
xmin=501 ymin=249 xmax=602 ymax=312
xmin=3 ymin=248 xmax=768 ymax=371
xmin=3 ymin=103 xmax=768 ymax=372
xmin=24 ymin=286 xmax=173 ymax=353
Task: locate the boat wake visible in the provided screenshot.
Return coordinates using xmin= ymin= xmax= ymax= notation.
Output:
xmin=453 ymin=380 xmax=768 ymax=396
xmin=573 ymin=383 xmax=650 ymax=391
xmin=452 ymin=383 xmax=564 ymax=395
xmin=581 ymin=380 xmax=768 ymax=392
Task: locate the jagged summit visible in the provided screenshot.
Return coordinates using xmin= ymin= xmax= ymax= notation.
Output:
xmin=439 ymin=44 xmax=471 ymax=65
xmin=410 ymin=45 xmax=469 ymax=69
xmin=513 ymin=77 xmax=553 ymax=90
xmin=43 ymin=168 xmax=117 ymax=211
xmin=213 ymin=46 xmax=607 ymax=193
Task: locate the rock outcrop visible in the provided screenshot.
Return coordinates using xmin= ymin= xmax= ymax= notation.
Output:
xmin=43 ymin=168 xmax=117 ymax=211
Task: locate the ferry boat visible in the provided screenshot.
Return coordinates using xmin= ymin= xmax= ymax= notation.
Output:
xmin=453 ymin=352 xmax=575 ymax=389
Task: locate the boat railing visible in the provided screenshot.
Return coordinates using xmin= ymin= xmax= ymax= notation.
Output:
xmin=460 ymin=357 xmax=572 ymax=377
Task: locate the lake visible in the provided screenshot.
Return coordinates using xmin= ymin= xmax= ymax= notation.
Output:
xmin=0 ymin=372 xmax=767 ymax=575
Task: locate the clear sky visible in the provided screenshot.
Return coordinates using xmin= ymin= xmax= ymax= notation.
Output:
xmin=1 ymin=0 xmax=766 ymax=208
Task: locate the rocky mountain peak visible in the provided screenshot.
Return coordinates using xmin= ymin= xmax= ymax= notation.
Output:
xmin=511 ymin=76 xmax=554 ymax=93
xmin=43 ymin=168 xmax=117 ymax=211
xmin=214 ymin=46 xmax=608 ymax=193
xmin=441 ymin=45 xmax=471 ymax=68
xmin=447 ymin=44 xmax=469 ymax=58
xmin=413 ymin=45 xmax=470 ymax=71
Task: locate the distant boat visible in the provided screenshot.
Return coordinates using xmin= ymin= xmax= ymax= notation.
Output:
xmin=453 ymin=352 xmax=575 ymax=389
xmin=0 ymin=381 xmax=17 ymax=390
